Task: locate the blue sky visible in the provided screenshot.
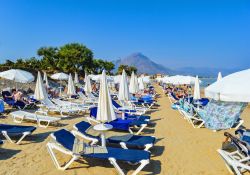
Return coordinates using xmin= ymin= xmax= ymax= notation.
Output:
xmin=0 ymin=0 xmax=249 ymax=69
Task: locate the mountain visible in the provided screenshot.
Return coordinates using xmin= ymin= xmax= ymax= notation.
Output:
xmin=113 ymin=52 xmax=172 ymax=74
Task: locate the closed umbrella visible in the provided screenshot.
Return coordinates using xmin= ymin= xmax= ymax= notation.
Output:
xmin=84 ymin=75 xmax=92 ymax=93
xmin=193 ymin=76 xmax=201 ymax=100
xmin=129 ymin=71 xmax=139 ymax=94
xmin=67 ymin=74 xmax=76 ymax=95
xmin=205 ymin=69 xmax=250 ymax=102
xmin=74 ymin=72 xmax=79 ymax=84
xmin=217 ymin=72 xmax=222 ymax=81
xmin=0 ymin=69 xmax=34 ymax=83
xmin=118 ymin=69 xmax=130 ymax=103
xmin=43 ymin=72 xmax=49 ymax=88
xmin=138 ymin=77 xmax=145 ymax=90
xmin=95 ymin=70 xmax=116 ymax=146
xmin=34 ymin=71 xmax=48 ymax=100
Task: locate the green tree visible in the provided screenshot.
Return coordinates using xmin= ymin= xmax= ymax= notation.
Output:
xmin=117 ymin=64 xmax=137 ymax=76
xmin=37 ymin=47 xmax=59 ymax=71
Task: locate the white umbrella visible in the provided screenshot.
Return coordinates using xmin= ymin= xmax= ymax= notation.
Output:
xmin=138 ymin=77 xmax=145 ymax=90
xmin=163 ymin=75 xmax=197 ymax=85
xmin=217 ymin=72 xmax=222 ymax=81
xmin=74 ymin=72 xmax=79 ymax=84
xmin=129 ymin=71 xmax=139 ymax=94
xmin=118 ymin=69 xmax=130 ymax=102
xmin=0 ymin=69 xmax=34 ymax=83
xmin=84 ymin=75 xmax=92 ymax=93
xmin=34 ymin=71 xmax=48 ymax=100
xmin=51 ymin=72 xmax=69 ymax=80
xmin=205 ymin=69 xmax=250 ymax=102
xmin=193 ymin=76 xmax=201 ymax=100
xmin=67 ymin=73 xmax=76 ymax=95
xmin=43 ymin=72 xmax=49 ymax=88
xmin=95 ymin=70 xmax=116 ymax=146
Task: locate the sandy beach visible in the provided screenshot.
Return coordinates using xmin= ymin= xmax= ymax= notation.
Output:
xmin=1 ymin=84 xmax=249 ymax=175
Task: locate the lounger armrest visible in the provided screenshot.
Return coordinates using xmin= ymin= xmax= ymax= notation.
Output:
xmin=35 ymin=110 xmax=48 ymax=116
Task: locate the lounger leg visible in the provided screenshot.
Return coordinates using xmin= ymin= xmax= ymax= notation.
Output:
xmin=2 ymin=131 xmax=14 ymax=143
xmin=38 ymin=120 xmax=50 ymax=128
xmin=16 ymin=132 xmax=31 ymax=144
xmin=119 ymin=142 xmax=128 ymax=149
xmin=12 ymin=115 xmax=24 ymax=123
xmin=144 ymin=143 xmax=153 ymax=151
xmin=2 ymin=131 xmax=30 ymax=144
xmin=234 ymin=120 xmax=244 ymax=130
xmin=135 ymin=124 xmax=147 ymax=135
xmin=132 ymin=159 xmax=149 ymax=175
xmin=46 ymin=142 xmax=79 ymax=170
xmin=108 ymin=158 xmax=125 ymax=175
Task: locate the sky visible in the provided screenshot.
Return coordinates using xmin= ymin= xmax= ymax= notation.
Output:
xmin=0 ymin=0 xmax=249 ymax=69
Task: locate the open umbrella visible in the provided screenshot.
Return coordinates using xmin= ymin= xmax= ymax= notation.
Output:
xmin=129 ymin=71 xmax=139 ymax=94
xmin=74 ymin=72 xmax=79 ymax=84
xmin=0 ymin=69 xmax=34 ymax=83
xmin=34 ymin=71 xmax=48 ymax=100
xmin=193 ymin=76 xmax=201 ymax=100
xmin=205 ymin=69 xmax=250 ymax=102
xmin=51 ymin=72 xmax=68 ymax=80
xmin=67 ymin=73 xmax=76 ymax=95
xmin=217 ymin=72 xmax=222 ymax=81
xmin=95 ymin=70 xmax=116 ymax=146
xmin=118 ymin=69 xmax=130 ymax=103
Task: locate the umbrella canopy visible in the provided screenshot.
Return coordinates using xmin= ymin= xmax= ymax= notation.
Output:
xmin=51 ymin=72 xmax=69 ymax=80
xmin=0 ymin=69 xmax=34 ymax=83
xmin=43 ymin=72 xmax=49 ymax=88
xmin=118 ymin=69 xmax=130 ymax=101
xmin=84 ymin=75 xmax=92 ymax=93
xmin=138 ymin=77 xmax=145 ymax=90
xmin=67 ymin=74 xmax=76 ymax=95
xmin=129 ymin=71 xmax=139 ymax=94
xmin=217 ymin=72 xmax=222 ymax=81
xmin=205 ymin=69 xmax=250 ymax=102
xmin=96 ymin=70 xmax=117 ymax=122
xmin=74 ymin=72 xmax=79 ymax=84
xmin=193 ymin=76 xmax=201 ymax=100
xmin=34 ymin=71 xmax=48 ymax=100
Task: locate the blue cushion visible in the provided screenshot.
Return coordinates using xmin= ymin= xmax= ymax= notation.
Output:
xmin=0 ymin=124 xmax=36 ymax=135
xmin=75 ymin=122 xmax=99 ymax=140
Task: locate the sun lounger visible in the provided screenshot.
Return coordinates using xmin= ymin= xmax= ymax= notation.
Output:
xmin=47 ymin=129 xmax=150 ymax=174
xmin=112 ymin=100 xmax=147 ymax=116
xmin=218 ymin=132 xmax=250 ymax=175
xmin=10 ymin=110 xmax=60 ymax=128
xmin=0 ymin=139 xmax=3 ymax=147
xmin=40 ymin=98 xmax=79 ymax=117
xmin=78 ymin=92 xmax=98 ymax=104
xmin=87 ymin=107 xmax=148 ymax=135
xmin=73 ymin=121 xmax=156 ymax=151
xmin=0 ymin=124 xmax=36 ymax=144
xmin=52 ymin=98 xmax=93 ymax=112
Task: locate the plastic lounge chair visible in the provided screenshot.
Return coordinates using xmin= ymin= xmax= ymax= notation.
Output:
xmin=87 ymin=107 xmax=148 ymax=135
xmin=218 ymin=132 xmax=250 ymax=175
xmin=0 ymin=124 xmax=36 ymax=144
xmin=112 ymin=100 xmax=147 ymax=116
xmin=40 ymin=98 xmax=79 ymax=117
xmin=10 ymin=110 xmax=60 ymax=128
xmin=73 ymin=121 xmax=155 ymax=151
xmin=47 ymin=129 xmax=150 ymax=174
xmin=78 ymin=92 xmax=98 ymax=104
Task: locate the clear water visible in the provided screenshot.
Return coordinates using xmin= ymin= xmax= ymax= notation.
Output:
xmin=200 ymin=78 xmax=217 ymax=87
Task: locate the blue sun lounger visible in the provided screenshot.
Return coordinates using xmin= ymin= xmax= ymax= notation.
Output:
xmin=0 ymin=124 xmax=36 ymax=144
xmin=73 ymin=121 xmax=156 ymax=151
xmin=88 ymin=107 xmax=148 ymax=135
xmin=47 ymin=129 xmax=150 ymax=174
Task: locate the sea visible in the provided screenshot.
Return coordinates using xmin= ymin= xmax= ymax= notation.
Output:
xmin=200 ymin=78 xmax=217 ymax=88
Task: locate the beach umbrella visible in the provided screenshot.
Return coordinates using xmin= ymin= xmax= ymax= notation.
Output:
xmin=67 ymin=73 xmax=76 ymax=95
xmin=96 ymin=70 xmax=117 ymax=122
xmin=163 ymin=75 xmax=197 ymax=85
xmin=51 ymin=72 xmax=69 ymax=80
xmin=118 ymin=69 xmax=130 ymax=102
xmin=74 ymin=72 xmax=79 ymax=84
xmin=34 ymin=71 xmax=48 ymax=100
xmin=43 ymin=72 xmax=49 ymax=88
xmin=84 ymin=75 xmax=92 ymax=93
xmin=205 ymin=69 xmax=250 ymax=102
xmin=138 ymin=77 xmax=145 ymax=90
xmin=129 ymin=71 xmax=139 ymax=94
xmin=193 ymin=76 xmax=201 ymax=100
xmin=217 ymin=72 xmax=222 ymax=81
xmin=95 ymin=70 xmax=116 ymax=146
xmin=0 ymin=69 xmax=34 ymax=83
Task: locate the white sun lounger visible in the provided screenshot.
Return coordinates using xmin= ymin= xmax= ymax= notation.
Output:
xmin=52 ymin=98 xmax=94 ymax=111
xmin=78 ymin=92 xmax=98 ymax=104
xmin=10 ymin=110 xmax=61 ymax=128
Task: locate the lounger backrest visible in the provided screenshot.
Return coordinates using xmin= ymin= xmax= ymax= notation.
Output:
xmin=75 ymin=121 xmax=91 ymax=133
xmin=199 ymin=100 xmax=247 ymax=130
xmin=90 ymin=107 xmax=97 ymax=118
xmin=112 ymin=100 xmax=121 ymax=109
xmin=2 ymin=91 xmax=11 ymax=99
xmin=42 ymin=98 xmax=56 ymax=107
xmin=53 ymin=129 xmax=75 ymax=151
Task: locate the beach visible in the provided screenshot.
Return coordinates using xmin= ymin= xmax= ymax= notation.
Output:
xmin=1 ymin=84 xmax=249 ymax=175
